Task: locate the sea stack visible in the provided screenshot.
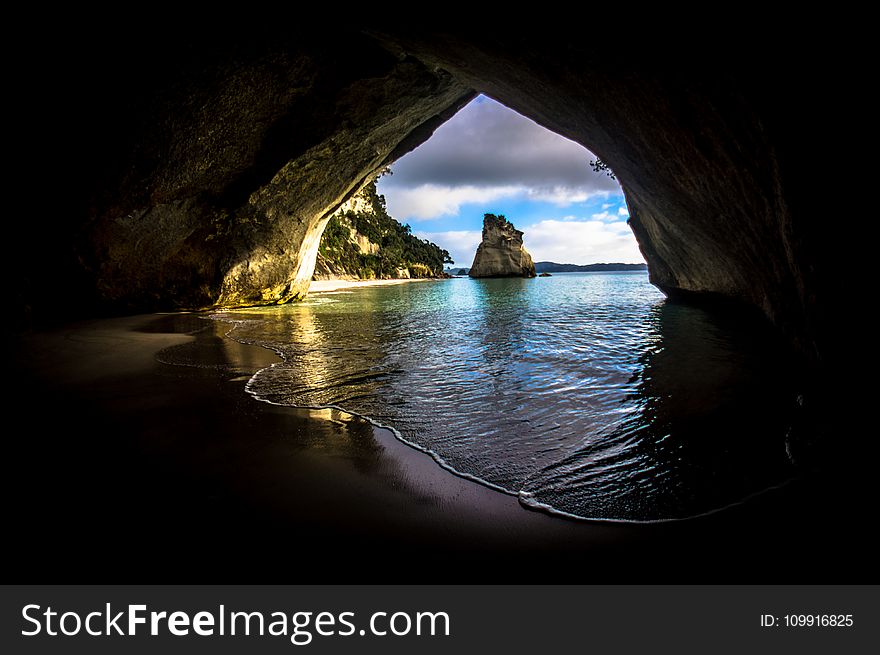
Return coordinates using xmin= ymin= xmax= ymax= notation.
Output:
xmin=469 ymin=214 xmax=537 ymax=278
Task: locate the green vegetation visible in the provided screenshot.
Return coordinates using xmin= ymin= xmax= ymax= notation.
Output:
xmin=483 ymin=212 xmax=514 ymax=229
xmin=534 ymin=261 xmax=647 ymax=273
xmin=319 ymin=178 xmax=452 ymax=278
xmin=589 ymin=158 xmax=616 ymax=180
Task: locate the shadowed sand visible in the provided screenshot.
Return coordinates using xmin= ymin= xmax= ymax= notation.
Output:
xmin=8 ymin=313 xmax=872 ymax=582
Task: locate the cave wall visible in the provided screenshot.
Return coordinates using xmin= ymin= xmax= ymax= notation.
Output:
xmin=372 ymin=29 xmax=836 ymax=362
xmin=14 ymin=24 xmax=849 ymax=367
xmin=20 ymin=29 xmax=472 ymax=313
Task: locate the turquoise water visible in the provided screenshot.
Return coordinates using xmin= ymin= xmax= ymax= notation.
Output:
xmin=211 ymin=272 xmax=802 ymax=521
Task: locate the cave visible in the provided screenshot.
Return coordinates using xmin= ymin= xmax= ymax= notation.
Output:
xmin=9 ymin=22 xmax=869 ymax=580
xmin=14 ymin=24 xmax=849 ymax=375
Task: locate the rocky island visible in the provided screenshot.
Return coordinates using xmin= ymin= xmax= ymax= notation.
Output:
xmin=469 ymin=214 xmax=536 ymax=278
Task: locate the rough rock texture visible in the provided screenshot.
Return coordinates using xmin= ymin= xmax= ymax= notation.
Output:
xmin=469 ymin=215 xmax=536 ymax=278
xmin=313 ymin=192 xmax=380 ymax=281
xmin=15 ymin=23 xmax=860 ymax=368
xmin=313 ymin=199 xmax=380 ymax=282
xmin=20 ymin=29 xmax=472 ymax=312
xmin=370 ymin=28 xmax=864 ymax=368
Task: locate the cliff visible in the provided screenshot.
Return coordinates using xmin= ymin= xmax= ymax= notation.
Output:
xmin=315 ymin=179 xmax=451 ymax=281
xmin=469 ymin=214 xmax=536 ymax=278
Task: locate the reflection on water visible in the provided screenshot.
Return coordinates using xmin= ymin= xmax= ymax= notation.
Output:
xmin=210 ymin=273 xmax=803 ymax=521
xmin=148 ymin=314 xmax=281 ymax=375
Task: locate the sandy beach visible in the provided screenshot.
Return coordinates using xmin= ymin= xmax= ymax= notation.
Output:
xmin=8 ymin=312 xmax=873 ymax=582
xmin=308 ymin=277 xmax=441 ymax=294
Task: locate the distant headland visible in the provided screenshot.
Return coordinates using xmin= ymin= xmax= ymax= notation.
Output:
xmin=445 ymin=262 xmax=647 ymax=275
xmin=534 ymin=262 xmax=648 ymax=273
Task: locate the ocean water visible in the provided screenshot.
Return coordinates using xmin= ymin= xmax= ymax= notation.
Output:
xmin=210 ymin=272 xmax=803 ymax=522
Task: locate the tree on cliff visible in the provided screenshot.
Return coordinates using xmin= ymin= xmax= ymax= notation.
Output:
xmin=590 ymin=158 xmax=616 ymax=180
xmin=483 ymin=213 xmax=512 ymax=229
xmin=319 ymin=178 xmax=452 ymax=277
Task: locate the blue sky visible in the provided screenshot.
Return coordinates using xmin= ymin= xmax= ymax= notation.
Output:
xmin=377 ymin=95 xmax=644 ymax=267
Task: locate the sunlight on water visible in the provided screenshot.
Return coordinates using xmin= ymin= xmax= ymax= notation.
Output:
xmin=210 ymin=273 xmax=802 ymax=521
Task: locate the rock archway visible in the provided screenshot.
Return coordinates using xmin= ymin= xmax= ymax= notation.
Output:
xmin=16 ymin=25 xmax=845 ymax=368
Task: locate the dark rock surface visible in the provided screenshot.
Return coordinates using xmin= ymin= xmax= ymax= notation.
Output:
xmin=16 ymin=28 xmax=472 ymax=313
xmin=375 ymin=27 xmax=853 ymax=366
xmin=469 ymin=214 xmax=536 ymax=278
xmin=14 ymin=23 xmax=859 ymax=367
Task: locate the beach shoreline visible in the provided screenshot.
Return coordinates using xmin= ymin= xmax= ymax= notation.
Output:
xmin=309 ymin=277 xmax=443 ymax=294
xmin=8 ymin=311 xmax=872 ymax=582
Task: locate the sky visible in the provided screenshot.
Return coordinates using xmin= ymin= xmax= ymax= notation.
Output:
xmin=377 ymin=95 xmax=645 ymax=267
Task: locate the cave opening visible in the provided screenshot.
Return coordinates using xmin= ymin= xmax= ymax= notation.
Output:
xmin=381 ymin=95 xmax=639 ymax=272
xmin=297 ymin=93 xmax=803 ymax=523
xmin=315 ymin=94 xmax=642 ymax=282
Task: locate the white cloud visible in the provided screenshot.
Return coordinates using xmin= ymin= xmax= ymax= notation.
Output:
xmin=381 ymin=95 xmax=622 ymax=215
xmin=618 ymin=206 xmax=630 ymax=216
xmin=418 ymin=219 xmax=645 ymax=267
xmin=522 ymin=219 xmax=644 ymax=264
xmin=590 ymin=211 xmax=621 ymax=222
xmin=525 ymin=186 xmax=611 ymax=206
xmin=384 ymin=184 xmax=520 ymax=221
xmin=415 ymin=229 xmax=483 ymax=266
xmin=385 ymin=183 xmax=617 ymax=221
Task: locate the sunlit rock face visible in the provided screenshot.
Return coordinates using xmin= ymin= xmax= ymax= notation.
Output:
xmin=64 ymin=33 xmax=473 ymax=310
xmin=469 ymin=215 xmax=536 ymax=278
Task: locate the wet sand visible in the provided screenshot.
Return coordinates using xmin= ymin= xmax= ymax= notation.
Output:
xmin=8 ymin=313 xmax=874 ymax=582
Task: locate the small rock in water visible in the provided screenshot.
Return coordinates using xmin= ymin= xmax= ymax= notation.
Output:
xmin=469 ymin=214 xmax=536 ymax=278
